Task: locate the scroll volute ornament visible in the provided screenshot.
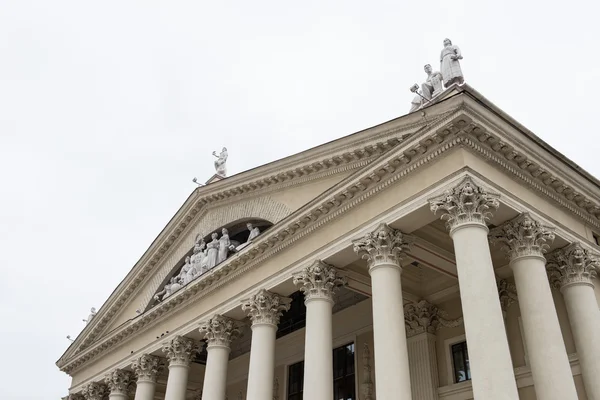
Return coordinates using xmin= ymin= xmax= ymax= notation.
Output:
xmin=546 ymin=243 xmax=600 ymax=289
xmin=352 ymin=223 xmax=413 ymax=267
xmin=489 ymin=213 xmax=555 ymax=260
xmin=429 ymin=177 xmax=500 ymax=231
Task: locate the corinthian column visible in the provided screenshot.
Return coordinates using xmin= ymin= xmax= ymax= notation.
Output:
xmin=490 ymin=213 xmax=577 ymax=400
xmin=293 ymin=260 xmax=346 ymax=400
xmin=353 ymin=223 xmax=413 ymax=400
xmin=242 ymin=289 xmax=291 ymax=400
xmin=105 ymin=369 xmax=132 ymax=400
xmin=162 ymin=336 xmax=200 ymax=400
xmin=132 ymin=354 xmax=162 ymax=400
xmin=199 ymin=314 xmax=243 ymax=400
xmin=429 ymin=177 xmax=519 ymax=400
xmin=81 ymin=382 xmax=107 ymax=400
xmin=547 ymin=243 xmax=600 ymax=399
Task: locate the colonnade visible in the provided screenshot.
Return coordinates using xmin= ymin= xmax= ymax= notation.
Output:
xmin=69 ymin=176 xmax=600 ymax=400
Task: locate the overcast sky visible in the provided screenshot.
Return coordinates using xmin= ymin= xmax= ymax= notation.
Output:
xmin=1 ymin=1 xmax=599 ymax=399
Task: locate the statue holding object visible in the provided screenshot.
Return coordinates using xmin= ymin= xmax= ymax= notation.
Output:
xmin=440 ymin=38 xmax=464 ymax=87
xmin=213 ymin=147 xmax=228 ymax=177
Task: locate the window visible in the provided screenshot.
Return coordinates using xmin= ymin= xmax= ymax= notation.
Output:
xmin=277 ymin=292 xmax=306 ymax=338
xmin=287 ymin=343 xmax=356 ymax=400
xmin=451 ymin=341 xmax=471 ymax=383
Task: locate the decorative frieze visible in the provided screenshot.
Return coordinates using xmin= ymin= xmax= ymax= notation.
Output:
xmin=429 ymin=176 xmax=499 ymax=231
xmin=161 ymin=336 xmax=199 ymax=367
xmin=497 ymin=278 xmax=518 ymax=313
xmin=292 ymin=260 xmax=346 ymax=302
xmin=546 ymin=243 xmax=600 ymax=289
xmin=132 ymin=354 xmax=162 ymax=383
xmin=352 ymin=223 xmax=413 ymax=268
xmin=104 ymin=369 xmax=132 ymax=395
xmin=241 ymin=289 xmax=292 ymax=326
xmin=81 ymin=382 xmax=107 ymax=400
xmin=489 ymin=213 xmax=555 ymax=260
xmin=199 ymin=314 xmax=243 ymax=347
xmin=404 ymin=300 xmax=463 ymax=337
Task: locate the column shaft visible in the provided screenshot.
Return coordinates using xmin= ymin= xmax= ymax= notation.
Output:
xmin=452 ymin=224 xmax=519 ymax=399
xmin=303 ymin=298 xmax=334 ymax=400
xmin=512 ymin=256 xmax=577 ymax=399
xmin=370 ymin=263 xmax=412 ymax=400
xmin=246 ymin=324 xmax=277 ymax=400
xmin=133 ymin=380 xmax=157 ymax=400
xmin=407 ymin=333 xmax=438 ymax=400
xmin=164 ymin=364 xmax=189 ymax=400
xmin=202 ymin=346 xmax=230 ymax=400
xmin=563 ymin=284 xmax=600 ymax=399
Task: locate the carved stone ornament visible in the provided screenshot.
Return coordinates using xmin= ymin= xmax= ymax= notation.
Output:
xmin=489 ymin=213 xmax=555 ymax=260
xmin=104 ymin=369 xmax=132 ymax=395
xmin=194 ymin=389 xmax=203 ymax=400
xmin=199 ymin=314 xmax=243 ymax=348
xmin=404 ymin=300 xmax=463 ymax=337
xmin=292 ymin=260 xmax=347 ymax=302
xmin=241 ymin=289 xmax=292 ymax=326
xmin=273 ymin=378 xmax=280 ymax=400
xmin=132 ymin=354 xmax=162 ymax=383
xmin=66 ymin=394 xmax=84 ymax=400
xmin=352 ymin=223 xmax=413 ymax=268
xmin=497 ymin=278 xmax=518 ymax=312
xmin=161 ymin=336 xmax=199 ymax=367
xmin=429 ymin=176 xmax=500 ymax=231
xmin=81 ymin=382 xmax=107 ymax=400
xmin=361 ymin=343 xmax=374 ymax=400
xmin=546 ymin=243 xmax=600 ymax=289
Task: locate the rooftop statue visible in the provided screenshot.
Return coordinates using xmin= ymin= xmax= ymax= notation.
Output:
xmin=422 ymin=64 xmax=444 ymax=100
xmin=213 ymin=147 xmax=228 ymax=177
xmin=440 ymin=38 xmax=464 ymax=87
xmin=83 ymin=307 xmax=96 ymax=324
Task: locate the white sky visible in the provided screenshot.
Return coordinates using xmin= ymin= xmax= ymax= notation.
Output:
xmin=1 ymin=1 xmax=599 ymax=398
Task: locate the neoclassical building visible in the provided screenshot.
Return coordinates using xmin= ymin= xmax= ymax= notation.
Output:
xmin=57 ymin=84 xmax=600 ymax=400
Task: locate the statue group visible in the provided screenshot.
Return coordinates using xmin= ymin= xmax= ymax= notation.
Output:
xmin=154 ymin=223 xmax=261 ymax=302
xmin=410 ymin=38 xmax=464 ymax=112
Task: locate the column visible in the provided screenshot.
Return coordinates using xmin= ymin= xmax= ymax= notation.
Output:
xmin=199 ymin=314 xmax=243 ymax=400
xmin=293 ymin=260 xmax=346 ymax=400
xmin=429 ymin=176 xmax=519 ymax=399
xmin=81 ymin=382 xmax=107 ymax=400
xmin=490 ymin=213 xmax=578 ymax=399
xmin=105 ymin=369 xmax=132 ymax=400
xmin=404 ymin=300 xmax=440 ymax=400
xmin=547 ymin=243 xmax=600 ymax=399
xmin=242 ymin=289 xmax=291 ymax=400
xmin=162 ymin=336 xmax=199 ymax=400
xmin=353 ymin=223 xmax=413 ymax=400
xmin=132 ymin=354 xmax=162 ymax=400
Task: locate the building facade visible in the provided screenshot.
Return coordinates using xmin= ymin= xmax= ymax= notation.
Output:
xmin=57 ymin=84 xmax=600 ymax=400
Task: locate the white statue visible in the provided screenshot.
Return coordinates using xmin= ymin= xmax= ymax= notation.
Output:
xmin=191 ymin=239 xmax=208 ymax=275
xmin=421 ymin=64 xmax=443 ymax=100
xmin=83 ymin=307 xmax=97 ymax=324
xmin=246 ymin=222 xmax=261 ymax=242
xmin=218 ymin=228 xmax=231 ymax=264
xmin=179 ymin=256 xmax=196 ymax=285
xmin=212 ymin=147 xmax=228 ymax=177
xmin=154 ymin=276 xmax=182 ymax=301
xmin=205 ymin=232 xmax=220 ymax=269
xmin=440 ymin=38 xmax=464 ymax=87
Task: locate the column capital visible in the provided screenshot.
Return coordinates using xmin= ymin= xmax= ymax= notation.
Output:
xmin=161 ymin=336 xmax=199 ymax=367
xmin=81 ymin=382 xmax=107 ymax=400
xmin=403 ymin=300 xmax=463 ymax=337
xmin=429 ymin=176 xmax=499 ymax=232
xmin=489 ymin=213 xmax=555 ymax=260
xmin=292 ymin=260 xmax=346 ymax=302
xmin=241 ymin=289 xmax=292 ymax=327
xmin=547 ymin=243 xmax=600 ymax=289
xmin=497 ymin=278 xmax=518 ymax=312
xmin=352 ymin=223 xmax=413 ymax=268
xmin=65 ymin=394 xmax=84 ymax=400
xmin=199 ymin=314 xmax=243 ymax=348
xmin=132 ymin=354 xmax=163 ymax=383
xmin=104 ymin=369 xmax=132 ymax=395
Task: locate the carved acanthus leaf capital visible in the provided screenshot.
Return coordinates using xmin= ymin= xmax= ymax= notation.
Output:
xmin=241 ymin=289 xmax=291 ymax=326
xmin=429 ymin=177 xmax=499 ymax=231
xmin=199 ymin=314 xmax=243 ymax=348
xmin=404 ymin=300 xmax=462 ymax=337
xmin=546 ymin=243 xmax=600 ymax=289
xmin=132 ymin=354 xmax=163 ymax=382
xmin=352 ymin=223 xmax=413 ymax=268
xmin=81 ymin=382 xmax=107 ymax=400
xmin=104 ymin=369 xmax=132 ymax=395
xmin=489 ymin=213 xmax=555 ymax=260
xmin=292 ymin=260 xmax=347 ymax=302
xmin=66 ymin=394 xmax=84 ymax=400
xmin=161 ymin=336 xmax=199 ymax=366
xmin=497 ymin=278 xmax=518 ymax=312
